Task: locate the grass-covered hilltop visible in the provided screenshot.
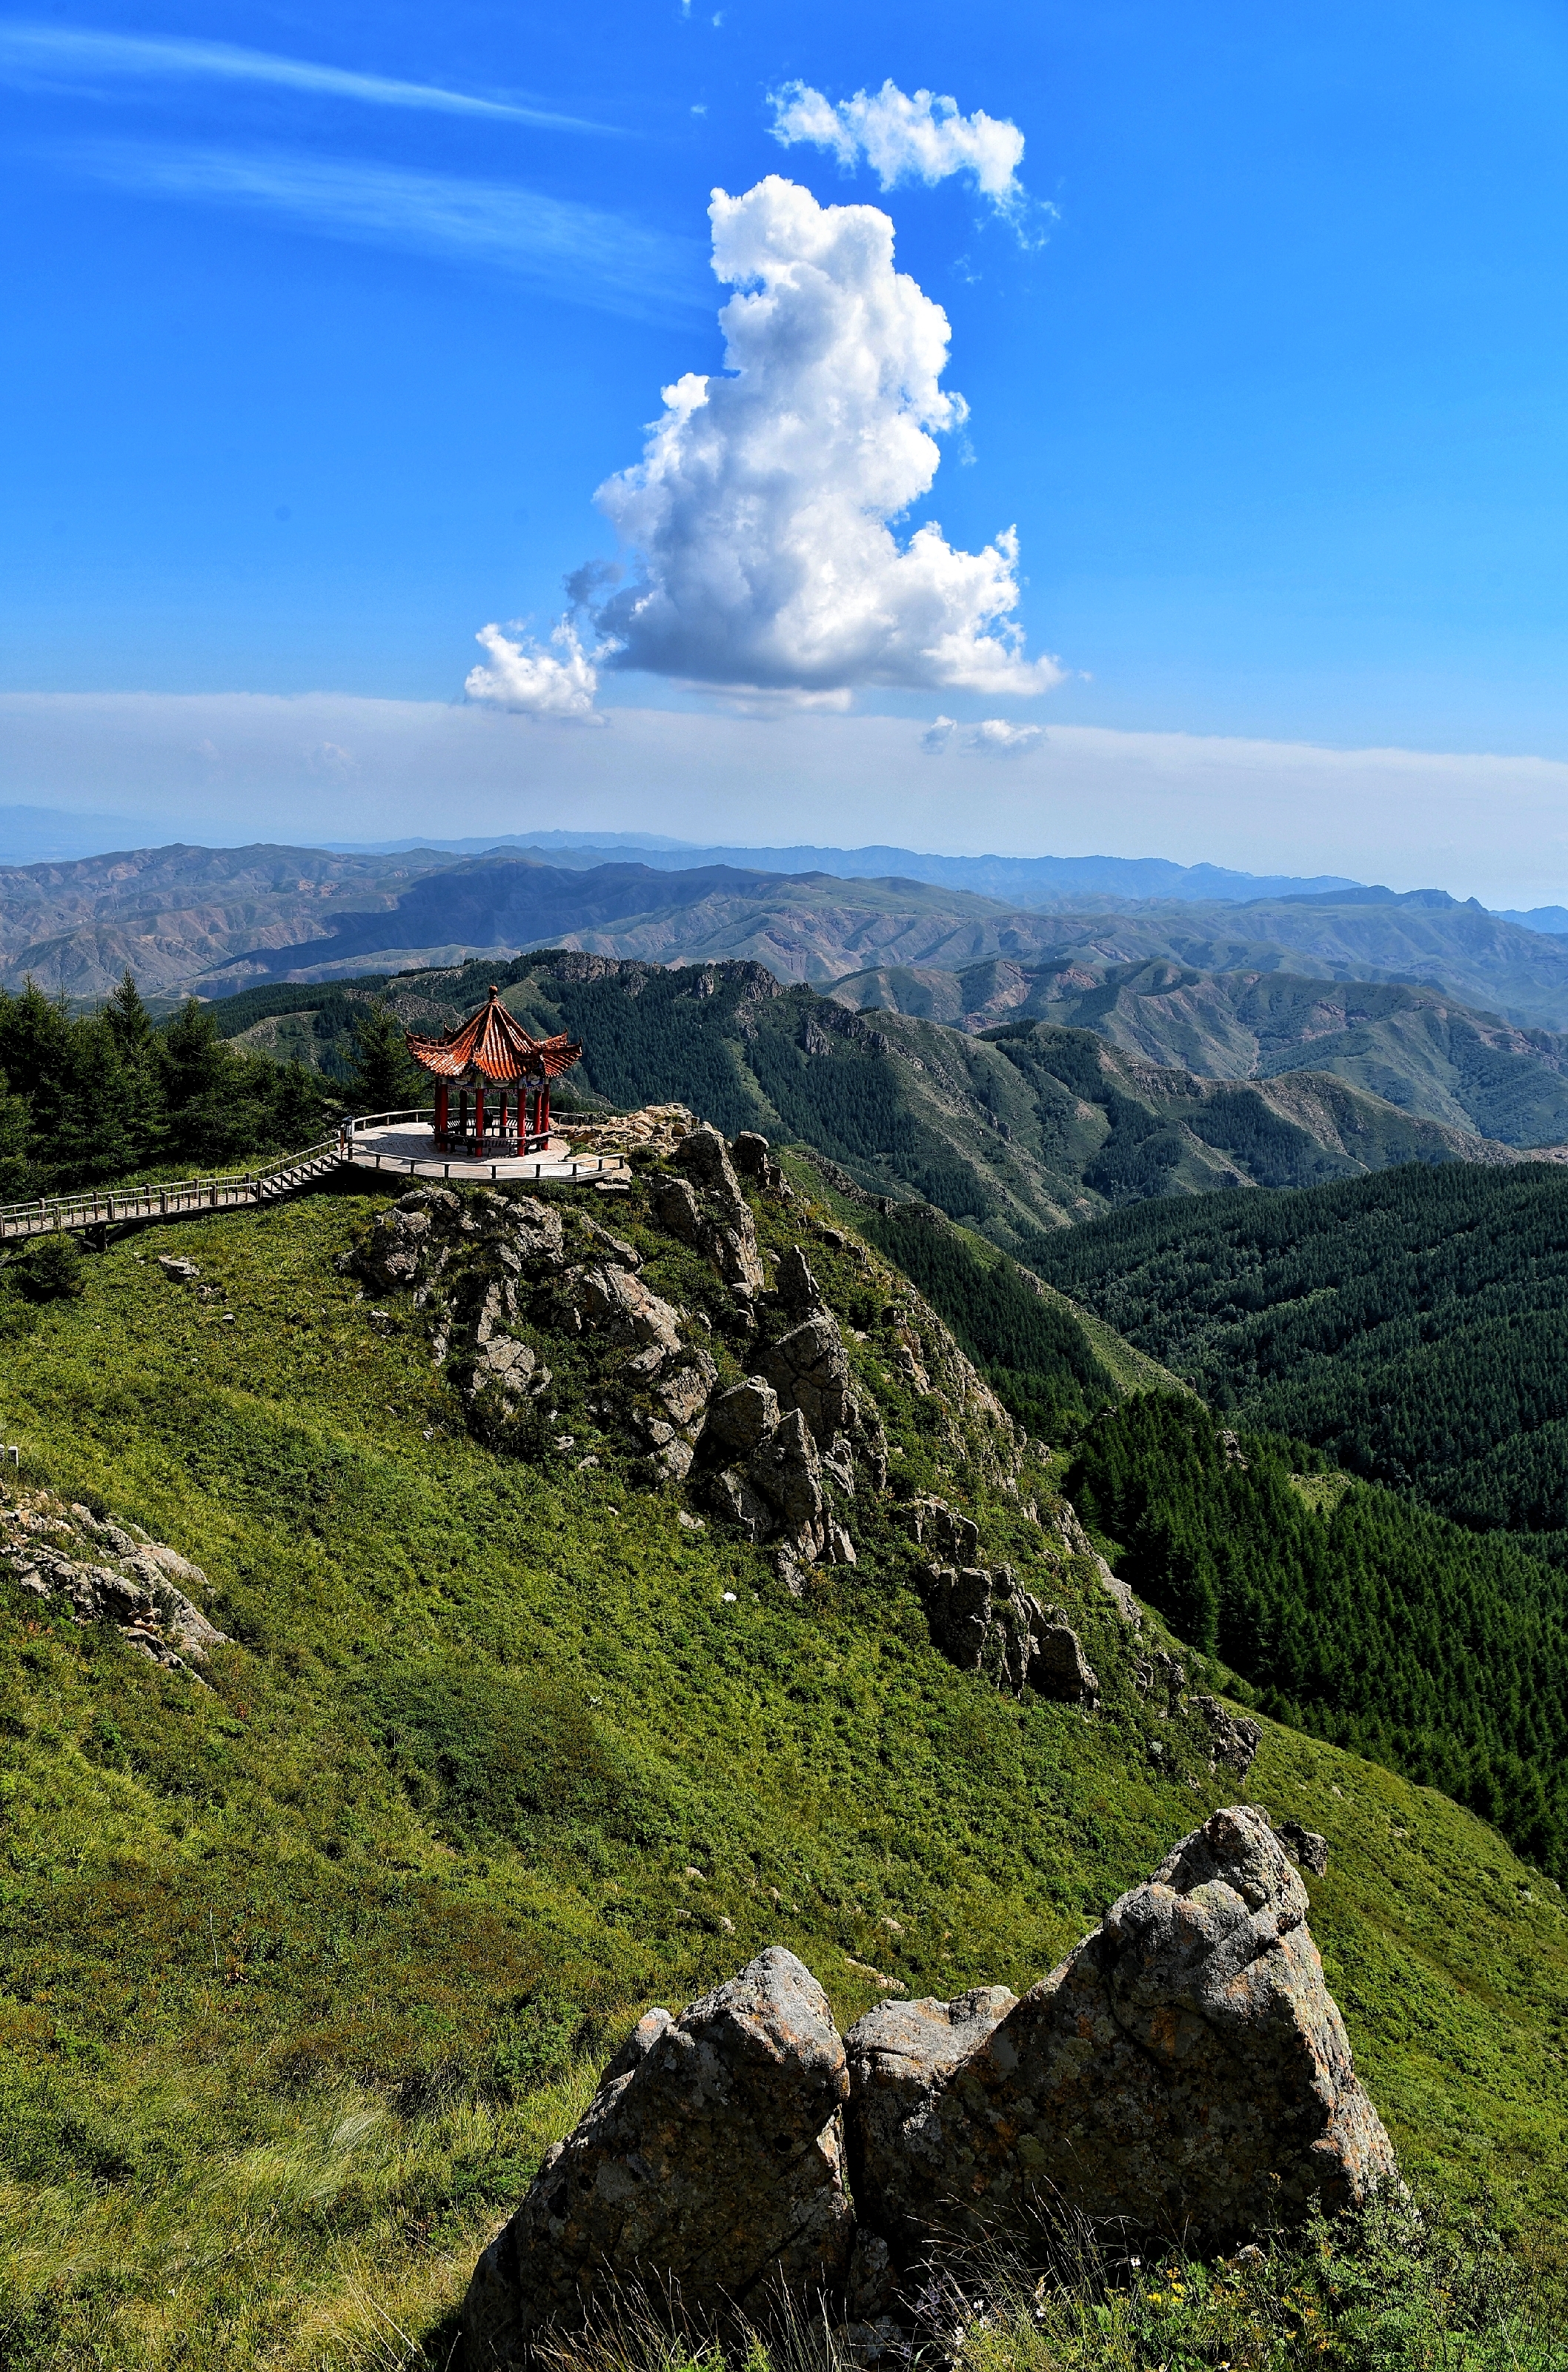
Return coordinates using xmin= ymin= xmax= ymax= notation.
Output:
xmin=1 ymin=1101 xmax=1567 ymax=2371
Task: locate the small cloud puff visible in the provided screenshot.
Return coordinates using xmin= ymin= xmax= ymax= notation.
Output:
xmin=585 ymin=176 xmax=1061 ymax=700
xmin=972 ymin=717 xmax=1043 ymax=754
xmin=770 ymin=77 xmax=1026 ymax=214
xmin=465 ymin=620 xmax=602 ymax=721
xmin=922 ymin=715 xmax=1044 ymax=755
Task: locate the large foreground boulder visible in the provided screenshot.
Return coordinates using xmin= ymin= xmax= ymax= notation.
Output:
xmin=464 ymin=1949 xmax=853 ymax=2365
xmin=846 ymin=1805 xmax=1396 ymax=2261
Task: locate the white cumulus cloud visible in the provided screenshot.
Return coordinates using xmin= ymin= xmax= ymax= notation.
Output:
xmin=971 ymin=717 xmax=1043 ymax=754
xmin=587 ymin=176 xmax=1061 ymax=702
xmin=465 ymin=620 xmax=601 ymax=721
xmin=922 ymin=714 xmax=1043 ymax=755
xmin=770 ymin=78 xmax=1026 ymax=213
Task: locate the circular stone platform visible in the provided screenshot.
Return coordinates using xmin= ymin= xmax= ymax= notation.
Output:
xmin=345 ymin=1125 xmax=631 ymax=1187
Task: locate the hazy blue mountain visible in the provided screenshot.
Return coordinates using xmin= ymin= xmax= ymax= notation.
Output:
xmin=319 ymin=832 xmax=1363 ymax=905
xmin=831 ymin=958 xmax=1568 ymax=1146
xmin=1495 ymin=906 xmax=1568 ymax=934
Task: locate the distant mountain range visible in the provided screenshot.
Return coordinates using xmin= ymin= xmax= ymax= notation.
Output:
xmin=10 ymin=837 xmax=1568 ymax=1152
xmin=831 ymin=959 xmax=1568 ymax=1147
xmin=316 ymin=831 xmax=1365 ymax=906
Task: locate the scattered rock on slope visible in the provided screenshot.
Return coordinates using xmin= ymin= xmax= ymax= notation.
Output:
xmin=0 ymin=1491 xmax=227 ymax=1675
xmin=845 ymin=1804 xmax=1395 ymax=2267
xmin=464 ymin=1947 xmax=853 ymax=2366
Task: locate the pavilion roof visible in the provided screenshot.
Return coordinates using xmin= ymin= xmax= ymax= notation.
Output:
xmin=404 ymin=986 xmax=582 ymax=1084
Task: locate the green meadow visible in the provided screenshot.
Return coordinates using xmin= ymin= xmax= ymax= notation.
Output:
xmin=0 ymin=1179 xmax=1565 ymax=2366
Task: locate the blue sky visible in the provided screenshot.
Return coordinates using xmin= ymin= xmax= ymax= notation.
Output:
xmin=3 ymin=0 xmax=1568 ymax=891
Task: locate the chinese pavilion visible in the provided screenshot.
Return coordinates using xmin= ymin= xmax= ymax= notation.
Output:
xmin=403 ymin=986 xmax=583 ymax=1157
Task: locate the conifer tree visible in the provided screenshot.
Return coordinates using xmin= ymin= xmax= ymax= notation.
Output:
xmin=346 ymin=1002 xmax=422 ymax=1112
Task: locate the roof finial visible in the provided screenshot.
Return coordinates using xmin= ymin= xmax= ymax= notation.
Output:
xmin=488 ymin=983 xmax=499 ymax=1000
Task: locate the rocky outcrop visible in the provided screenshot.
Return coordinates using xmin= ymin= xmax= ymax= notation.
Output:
xmin=576 ymin=1264 xmax=683 ymax=1360
xmin=557 ymin=1101 xmax=694 ymax=1159
xmin=920 ymin=1566 xmax=1100 ymax=1704
xmin=776 ymin=1243 xmax=823 ymax=1316
xmin=702 ymin=1377 xmax=780 ymax=1463
xmin=1031 ymin=1616 xmax=1101 ymax=1704
xmin=732 ymin=1131 xmax=784 ymax=1192
xmin=759 ymin=1312 xmax=854 ymax=1446
xmin=844 ymin=1805 xmax=1396 ymax=2264
xmin=665 ymin=1124 xmax=767 ymax=1293
xmin=1276 ymin=1818 xmax=1330 ymax=1877
xmin=1195 ymin=1693 xmax=1264 ymax=1778
xmin=466 ymin=1814 xmax=1394 ymax=2349
xmin=465 ymin=1949 xmax=853 ymax=2365
xmin=631 ymin=1348 xmax=720 ymax=1480
xmin=0 ymin=1491 xmax=227 ymax=1675
xmin=920 ymin=1565 xmax=1037 ymax=1695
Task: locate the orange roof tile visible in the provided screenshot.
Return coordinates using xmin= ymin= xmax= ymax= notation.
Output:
xmin=405 ymin=986 xmax=582 ymax=1084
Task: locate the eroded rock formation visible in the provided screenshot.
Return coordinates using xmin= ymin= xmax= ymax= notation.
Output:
xmin=920 ymin=1564 xmax=1100 ymax=1704
xmin=465 ymin=1948 xmax=854 ymax=2367
xmin=845 ymin=1804 xmax=1395 ymax=2265
xmin=464 ymin=1810 xmax=1394 ymax=2356
xmin=0 ymin=1491 xmax=227 ymax=1675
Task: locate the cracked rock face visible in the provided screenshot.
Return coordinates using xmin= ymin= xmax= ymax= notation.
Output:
xmin=920 ymin=1567 xmax=1098 ymax=1702
xmin=577 ymin=1264 xmax=683 ymax=1357
xmin=668 ymin=1126 xmax=767 ymax=1293
xmin=845 ymin=1805 xmax=1398 ymax=2260
xmin=760 ymin=1312 xmax=854 ymax=1447
xmin=746 ymin=1409 xmax=825 ymax=1558
xmin=702 ymin=1376 xmax=780 ymax=1463
xmin=465 ymin=1948 xmax=854 ymax=2365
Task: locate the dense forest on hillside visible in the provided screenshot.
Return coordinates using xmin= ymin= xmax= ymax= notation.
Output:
xmin=1066 ymin=1395 xmax=1568 ymax=1878
xmin=207 ymin=952 xmax=1506 ymax=1244
xmin=852 ymin=1202 xmax=1123 ymax=1438
xmin=0 ymin=977 xmax=334 ymax=1197
xmin=1027 ymin=1161 xmax=1568 ymax=1563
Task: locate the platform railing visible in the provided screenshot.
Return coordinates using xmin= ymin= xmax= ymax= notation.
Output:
xmin=0 ymin=1109 xmax=631 ymax=1243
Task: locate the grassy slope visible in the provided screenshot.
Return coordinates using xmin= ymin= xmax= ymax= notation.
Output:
xmin=1 ymin=1179 xmax=1566 ymax=2366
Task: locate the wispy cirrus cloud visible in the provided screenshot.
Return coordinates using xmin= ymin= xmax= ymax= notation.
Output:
xmin=0 ymin=19 xmax=610 ymax=133
xmin=56 ymin=142 xmax=702 ymax=319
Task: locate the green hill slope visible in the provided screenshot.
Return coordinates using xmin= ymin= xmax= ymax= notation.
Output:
xmin=832 ymin=958 xmax=1568 ymax=1146
xmin=1023 ymin=1160 xmax=1568 ymax=1567
xmin=1 ymin=1165 xmax=1567 ymax=2364
xmin=202 ymin=955 xmax=1521 ymax=1248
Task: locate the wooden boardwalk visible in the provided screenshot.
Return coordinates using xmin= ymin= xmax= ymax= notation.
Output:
xmin=0 ymin=1135 xmax=350 ymax=1245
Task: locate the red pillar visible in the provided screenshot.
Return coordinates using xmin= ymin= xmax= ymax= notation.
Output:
xmin=541 ymin=1082 xmax=551 ymax=1139
xmin=435 ymin=1081 xmax=449 ymax=1140
xmin=474 ymin=1086 xmax=486 ymax=1153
